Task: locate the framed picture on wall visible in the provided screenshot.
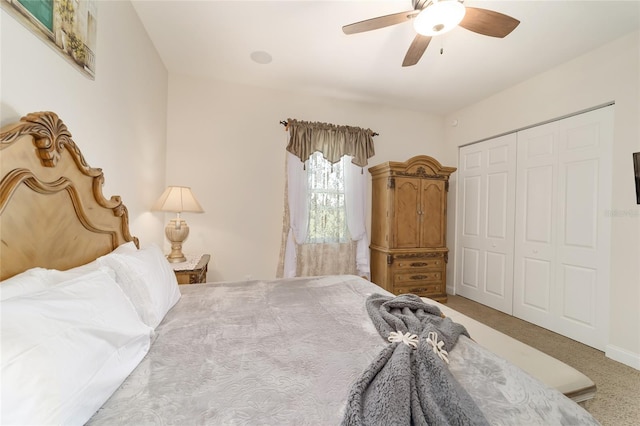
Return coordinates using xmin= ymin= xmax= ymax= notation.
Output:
xmin=1 ymin=0 xmax=97 ymax=79
xmin=634 ymin=152 xmax=640 ymax=205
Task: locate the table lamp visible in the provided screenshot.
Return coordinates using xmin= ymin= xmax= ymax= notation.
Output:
xmin=152 ymin=186 xmax=204 ymax=262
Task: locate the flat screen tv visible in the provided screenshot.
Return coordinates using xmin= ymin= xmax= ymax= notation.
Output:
xmin=634 ymin=152 xmax=640 ymax=205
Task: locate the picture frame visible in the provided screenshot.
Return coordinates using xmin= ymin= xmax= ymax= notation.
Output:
xmin=634 ymin=152 xmax=640 ymax=205
xmin=1 ymin=0 xmax=97 ymax=79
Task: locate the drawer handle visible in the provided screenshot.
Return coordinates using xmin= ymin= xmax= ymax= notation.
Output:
xmin=410 ymin=274 xmax=433 ymax=280
xmin=410 ymin=262 xmax=429 ymax=267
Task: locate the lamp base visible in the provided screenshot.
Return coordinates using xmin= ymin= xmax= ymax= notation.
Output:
xmin=167 ymin=246 xmax=187 ymax=263
xmin=165 ymin=219 xmax=189 ymax=263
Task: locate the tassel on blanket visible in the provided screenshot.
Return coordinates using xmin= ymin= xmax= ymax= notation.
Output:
xmin=387 ymin=331 xmax=419 ymax=349
xmin=426 ymin=331 xmax=450 ymax=364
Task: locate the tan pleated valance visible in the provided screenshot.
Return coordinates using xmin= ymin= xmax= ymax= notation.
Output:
xmin=285 ymin=119 xmax=376 ymax=167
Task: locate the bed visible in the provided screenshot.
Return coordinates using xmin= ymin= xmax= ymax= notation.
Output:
xmin=1 ymin=112 xmax=599 ymax=425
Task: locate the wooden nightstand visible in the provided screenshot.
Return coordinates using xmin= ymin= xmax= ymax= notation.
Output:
xmin=172 ymin=254 xmax=210 ymax=284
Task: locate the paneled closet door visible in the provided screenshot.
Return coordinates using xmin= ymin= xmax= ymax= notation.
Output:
xmin=513 ymin=107 xmax=612 ymax=350
xmin=456 ymin=134 xmax=517 ymax=314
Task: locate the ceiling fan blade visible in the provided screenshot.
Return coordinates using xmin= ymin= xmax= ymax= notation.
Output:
xmin=343 ymin=10 xmax=419 ymax=35
xmin=402 ymin=34 xmax=432 ymax=67
xmin=459 ymin=7 xmax=520 ymax=38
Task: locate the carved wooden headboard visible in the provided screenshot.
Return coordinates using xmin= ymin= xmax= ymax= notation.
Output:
xmin=0 ymin=112 xmax=138 ymax=280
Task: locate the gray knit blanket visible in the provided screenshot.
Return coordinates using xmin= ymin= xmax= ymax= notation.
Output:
xmin=342 ymin=293 xmax=489 ymax=426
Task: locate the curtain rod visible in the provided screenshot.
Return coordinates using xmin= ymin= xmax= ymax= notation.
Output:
xmin=279 ymin=120 xmax=379 ymax=137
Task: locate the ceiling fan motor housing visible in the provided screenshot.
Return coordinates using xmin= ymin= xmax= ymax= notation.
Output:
xmin=413 ymin=0 xmax=431 ymax=10
xmin=413 ymin=0 xmax=467 ymax=36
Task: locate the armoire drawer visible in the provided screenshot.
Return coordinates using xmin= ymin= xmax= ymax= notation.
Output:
xmin=394 ymin=283 xmax=443 ymax=297
xmin=393 ymin=271 xmax=442 ymax=284
xmin=394 ymin=257 xmax=444 ymax=270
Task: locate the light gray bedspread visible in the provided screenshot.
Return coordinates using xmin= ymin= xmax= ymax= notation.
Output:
xmin=88 ymin=275 xmax=599 ymax=426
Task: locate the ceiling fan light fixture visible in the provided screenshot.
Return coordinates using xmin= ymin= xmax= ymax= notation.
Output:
xmin=413 ymin=0 xmax=466 ymax=36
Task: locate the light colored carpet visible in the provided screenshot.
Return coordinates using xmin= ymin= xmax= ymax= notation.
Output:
xmin=445 ymin=295 xmax=640 ymax=426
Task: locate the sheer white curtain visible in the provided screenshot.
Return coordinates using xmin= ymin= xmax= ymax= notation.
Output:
xmin=344 ymin=161 xmax=370 ymax=278
xmin=283 ymin=152 xmax=308 ymax=278
xmin=282 ymin=154 xmax=370 ymax=279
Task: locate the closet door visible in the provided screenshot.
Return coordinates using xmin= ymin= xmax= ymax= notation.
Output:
xmin=513 ymin=107 xmax=612 ymax=350
xmin=456 ymin=134 xmax=517 ymax=314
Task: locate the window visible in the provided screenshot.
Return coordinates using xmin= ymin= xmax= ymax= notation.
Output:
xmin=279 ymin=118 xmax=375 ymax=279
xmin=305 ymin=152 xmax=349 ymax=244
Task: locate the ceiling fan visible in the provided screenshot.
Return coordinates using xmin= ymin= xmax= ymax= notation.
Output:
xmin=342 ymin=0 xmax=520 ymax=67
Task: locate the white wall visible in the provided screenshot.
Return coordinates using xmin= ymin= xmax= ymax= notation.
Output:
xmin=0 ymin=1 xmax=168 ymax=247
xmin=165 ymin=75 xmax=447 ymax=282
xmin=444 ymin=31 xmax=640 ymax=369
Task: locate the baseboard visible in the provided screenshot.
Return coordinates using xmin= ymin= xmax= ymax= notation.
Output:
xmin=605 ymin=344 xmax=640 ymax=370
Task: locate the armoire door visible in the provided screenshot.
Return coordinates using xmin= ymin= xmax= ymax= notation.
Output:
xmin=456 ymin=134 xmax=517 ymax=314
xmin=394 ymin=177 xmax=447 ymax=249
xmin=513 ymin=106 xmax=613 ymax=350
xmin=421 ymin=179 xmax=446 ymax=247
xmin=393 ymin=177 xmax=421 ymax=248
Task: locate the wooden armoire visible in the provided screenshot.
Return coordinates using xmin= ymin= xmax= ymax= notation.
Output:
xmin=369 ymin=155 xmax=456 ymax=302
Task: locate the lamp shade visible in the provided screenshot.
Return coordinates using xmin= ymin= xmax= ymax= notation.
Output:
xmin=413 ymin=0 xmax=466 ymax=36
xmin=152 ymin=186 xmax=204 ymax=213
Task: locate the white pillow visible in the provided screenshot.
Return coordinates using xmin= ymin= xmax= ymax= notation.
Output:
xmin=0 ymin=267 xmax=51 ymax=301
xmin=112 ymin=241 xmax=139 ymax=254
xmin=0 ymin=268 xmax=153 ymax=426
xmin=98 ymin=244 xmax=181 ymax=328
xmin=0 ymin=242 xmax=139 ymax=301
xmin=46 ymin=241 xmax=139 ymax=282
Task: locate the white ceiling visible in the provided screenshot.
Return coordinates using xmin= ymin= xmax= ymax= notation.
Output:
xmin=131 ymin=0 xmax=640 ymax=115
